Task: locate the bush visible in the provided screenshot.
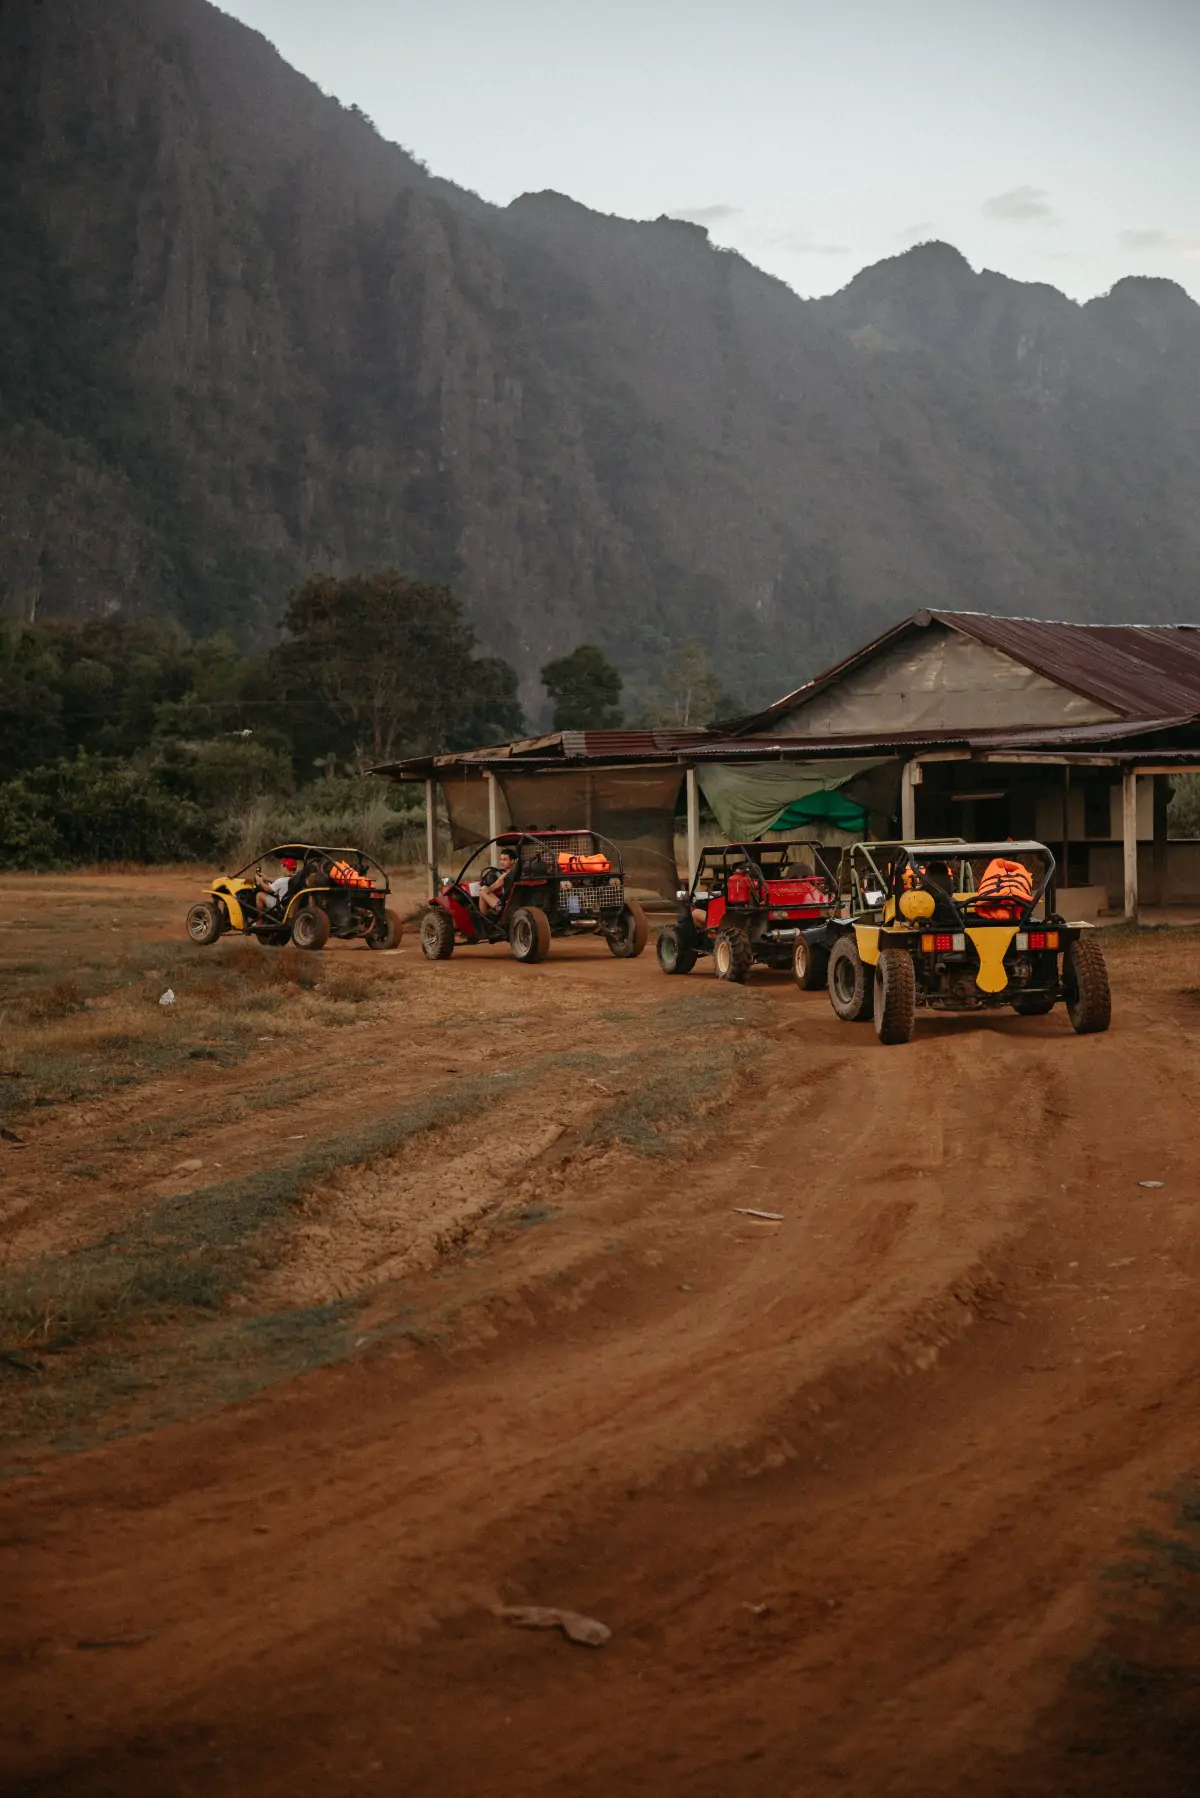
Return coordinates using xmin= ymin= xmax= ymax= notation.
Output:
xmin=217 ymin=777 xmax=427 ymax=866
xmin=0 ymin=754 xmax=212 ymax=867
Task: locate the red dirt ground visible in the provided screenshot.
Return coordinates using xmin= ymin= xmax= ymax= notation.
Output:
xmin=2 ymin=874 xmax=1199 ymax=1796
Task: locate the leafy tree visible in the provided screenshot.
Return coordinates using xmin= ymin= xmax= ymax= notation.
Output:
xmin=269 ymin=569 xmax=522 ymax=767
xmin=540 ymin=644 xmax=623 ymax=730
xmin=645 ymin=639 xmax=722 ymax=727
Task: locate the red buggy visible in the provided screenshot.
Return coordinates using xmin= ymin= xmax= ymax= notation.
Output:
xmin=419 ymin=830 xmax=648 ymax=964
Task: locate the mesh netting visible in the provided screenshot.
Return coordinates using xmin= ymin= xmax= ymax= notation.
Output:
xmin=440 ymin=767 xmax=683 ymax=898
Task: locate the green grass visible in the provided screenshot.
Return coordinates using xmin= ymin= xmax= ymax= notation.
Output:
xmin=0 ymin=1073 xmax=524 ymax=1357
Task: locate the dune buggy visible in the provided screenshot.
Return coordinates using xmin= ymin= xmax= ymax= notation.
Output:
xmin=186 ymin=844 xmax=402 ymax=952
xmin=419 ymin=830 xmax=648 ymax=964
xmin=657 ymin=840 xmax=840 ymax=985
xmin=818 ymin=839 xmax=1110 ymax=1044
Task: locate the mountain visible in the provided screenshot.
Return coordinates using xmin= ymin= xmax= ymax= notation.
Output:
xmin=3 ymin=0 xmax=1200 ymax=710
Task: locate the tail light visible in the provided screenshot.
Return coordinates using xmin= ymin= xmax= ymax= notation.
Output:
xmin=920 ymin=933 xmax=965 ymax=953
xmin=1016 ymin=931 xmax=1059 ymax=950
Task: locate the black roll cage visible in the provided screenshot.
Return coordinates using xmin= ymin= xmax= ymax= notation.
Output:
xmin=689 ymin=839 xmax=839 ymax=906
xmin=445 ymin=829 xmax=627 ymax=928
xmin=886 ymin=841 xmax=1057 ymax=932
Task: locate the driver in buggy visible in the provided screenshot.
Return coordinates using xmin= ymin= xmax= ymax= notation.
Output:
xmin=478 ymin=847 xmax=517 ymax=918
xmin=255 ymin=853 xmax=300 ymax=918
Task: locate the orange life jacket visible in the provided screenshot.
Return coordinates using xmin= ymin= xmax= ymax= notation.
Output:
xmin=974 ymin=856 xmax=1032 ymax=918
xmin=556 ymin=852 xmax=612 ymax=876
xmin=329 ymin=859 xmax=372 ymax=888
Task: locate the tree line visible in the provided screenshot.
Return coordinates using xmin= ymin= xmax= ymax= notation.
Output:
xmin=0 ymin=570 xmax=734 ymax=867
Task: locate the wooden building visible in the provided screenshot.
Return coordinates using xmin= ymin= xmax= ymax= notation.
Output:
xmin=380 ymin=609 xmax=1200 ymax=920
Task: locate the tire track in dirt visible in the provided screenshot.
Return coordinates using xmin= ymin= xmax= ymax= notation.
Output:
xmin=5 ymin=927 xmax=1200 ymax=1796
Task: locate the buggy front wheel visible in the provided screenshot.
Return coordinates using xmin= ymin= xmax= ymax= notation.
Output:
xmin=291 ymin=906 xmax=331 ymax=951
xmin=420 ymin=908 xmax=456 ymax=960
xmin=509 ymin=905 xmax=552 ymax=963
xmin=186 ymin=901 xmax=223 ymax=946
xmin=656 ymin=924 xmax=696 ymax=975
xmin=366 ymin=907 xmax=403 ymax=950
xmin=1012 ymin=994 xmax=1056 ymax=1016
xmin=827 ymin=936 xmax=873 ymax=1021
xmin=792 ymin=935 xmax=828 ymax=991
xmin=606 ymin=899 xmax=648 ymax=959
xmin=874 ymin=947 xmax=916 ymax=1044
xmin=713 ymin=925 xmax=753 ymax=984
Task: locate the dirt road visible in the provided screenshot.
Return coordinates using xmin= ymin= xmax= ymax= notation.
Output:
xmin=2 ymin=875 xmax=1199 ymax=1795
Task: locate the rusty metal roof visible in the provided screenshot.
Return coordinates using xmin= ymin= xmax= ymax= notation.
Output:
xmin=375 ymin=714 xmax=1200 ymax=780
xmin=729 ymin=609 xmax=1200 ymax=733
xmin=939 ymin=613 xmax=1200 ymax=718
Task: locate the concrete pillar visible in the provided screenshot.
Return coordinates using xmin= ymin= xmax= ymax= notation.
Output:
xmin=486 ymin=770 xmax=501 ymax=843
xmin=686 ymin=767 xmax=700 ymax=885
xmin=1122 ymin=768 xmax=1139 ymax=923
xmin=900 ymin=759 xmax=919 ymax=840
xmin=1152 ymin=774 xmax=1170 ymax=907
xmin=424 ymin=777 xmax=438 ymax=897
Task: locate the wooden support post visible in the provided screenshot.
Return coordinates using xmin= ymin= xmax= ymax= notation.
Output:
xmin=686 ymin=767 xmax=700 ymax=886
xmin=1152 ymin=774 xmax=1170 ymax=908
xmin=900 ymin=760 xmax=919 ymax=840
xmin=1122 ymin=768 xmax=1139 ymax=924
xmin=486 ymin=770 xmax=500 ymax=844
xmin=425 ymin=777 xmax=438 ymax=898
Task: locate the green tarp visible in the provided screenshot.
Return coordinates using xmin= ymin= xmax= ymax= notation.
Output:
xmin=772 ymin=789 xmax=868 ymax=832
xmin=696 ymin=758 xmax=897 ymax=841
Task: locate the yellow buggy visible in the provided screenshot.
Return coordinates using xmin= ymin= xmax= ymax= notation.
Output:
xmin=186 ymin=844 xmax=402 ymax=952
xmin=819 ymin=840 xmax=1110 ymax=1044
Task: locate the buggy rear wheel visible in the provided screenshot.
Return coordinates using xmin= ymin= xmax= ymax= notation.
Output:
xmin=827 ymin=936 xmax=873 ymax=1022
xmin=606 ymin=899 xmax=648 ymax=959
xmin=186 ymin=901 xmax=222 ymax=947
xmin=873 ymin=947 xmax=916 ymax=1044
xmin=420 ymin=908 xmax=456 ymax=961
xmin=1064 ymin=935 xmax=1111 ymax=1034
xmin=791 ymin=935 xmax=828 ymax=991
xmin=509 ymin=905 xmax=552 ymax=963
xmin=713 ymin=925 xmax=753 ymax=984
xmin=656 ymin=925 xmax=696 ymax=975
xmin=366 ymin=907 xmax=403 ymax=950
xmin=291 ymin=906 xmax=330 ymax=951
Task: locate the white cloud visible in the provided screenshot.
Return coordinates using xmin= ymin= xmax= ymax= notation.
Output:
xmin=668 ymin=203 xmax=743 ymax=225
xmin=982 ymin=185 xmax=1059 ymax=224
xmin=896 ymin=220 xmax=936 ymax=242
xmin=1118 ymin=228 xmax=1200 ymax=263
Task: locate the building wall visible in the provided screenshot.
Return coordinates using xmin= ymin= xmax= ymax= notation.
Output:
xmin=774 ymin=625 xmax=1118 ymax=737
xmin=1089 ymin=842 xmax=1200 ymax=907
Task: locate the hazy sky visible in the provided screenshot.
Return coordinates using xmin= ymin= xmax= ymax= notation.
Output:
xmin=217 ymin=0 xmax=1200 ymax=303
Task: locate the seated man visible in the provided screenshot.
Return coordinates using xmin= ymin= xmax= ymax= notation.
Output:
xmin=478 ymin=847 xmax=516 ymax=918
xmin=256 ymin=854 xmax=300 ymax=917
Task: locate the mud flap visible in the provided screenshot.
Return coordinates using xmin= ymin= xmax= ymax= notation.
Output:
xmin=966 ymin=926 xmax=1017 ymax=994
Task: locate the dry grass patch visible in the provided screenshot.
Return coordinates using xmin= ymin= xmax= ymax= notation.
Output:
xmin=0 ymin=940 xmax=384 ymax=1123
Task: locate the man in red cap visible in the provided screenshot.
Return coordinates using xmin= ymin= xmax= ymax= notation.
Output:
xmin=255 ymin=853 xmax=300 ymax=919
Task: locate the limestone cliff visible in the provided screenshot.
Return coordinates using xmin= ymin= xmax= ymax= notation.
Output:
xmin=3 ymin=0 xmax=1199 ymax=706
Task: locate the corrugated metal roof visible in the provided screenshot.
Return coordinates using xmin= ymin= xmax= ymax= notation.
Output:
xmin=375 ymin=714 xmax=1200 ymax=780
xmin=729 ymin=609 xmax=1200 ymax=733
xmin=940 ymin=613 xmax=1200 ymax=719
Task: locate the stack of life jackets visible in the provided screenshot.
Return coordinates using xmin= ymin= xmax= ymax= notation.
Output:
xmin=329 ymin=859 xmax=373 ymax=889
xmin=556 ymin=852 xmax=612 ymax=876
xmin=974 ymin=856 xmax=1033 ymax=919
